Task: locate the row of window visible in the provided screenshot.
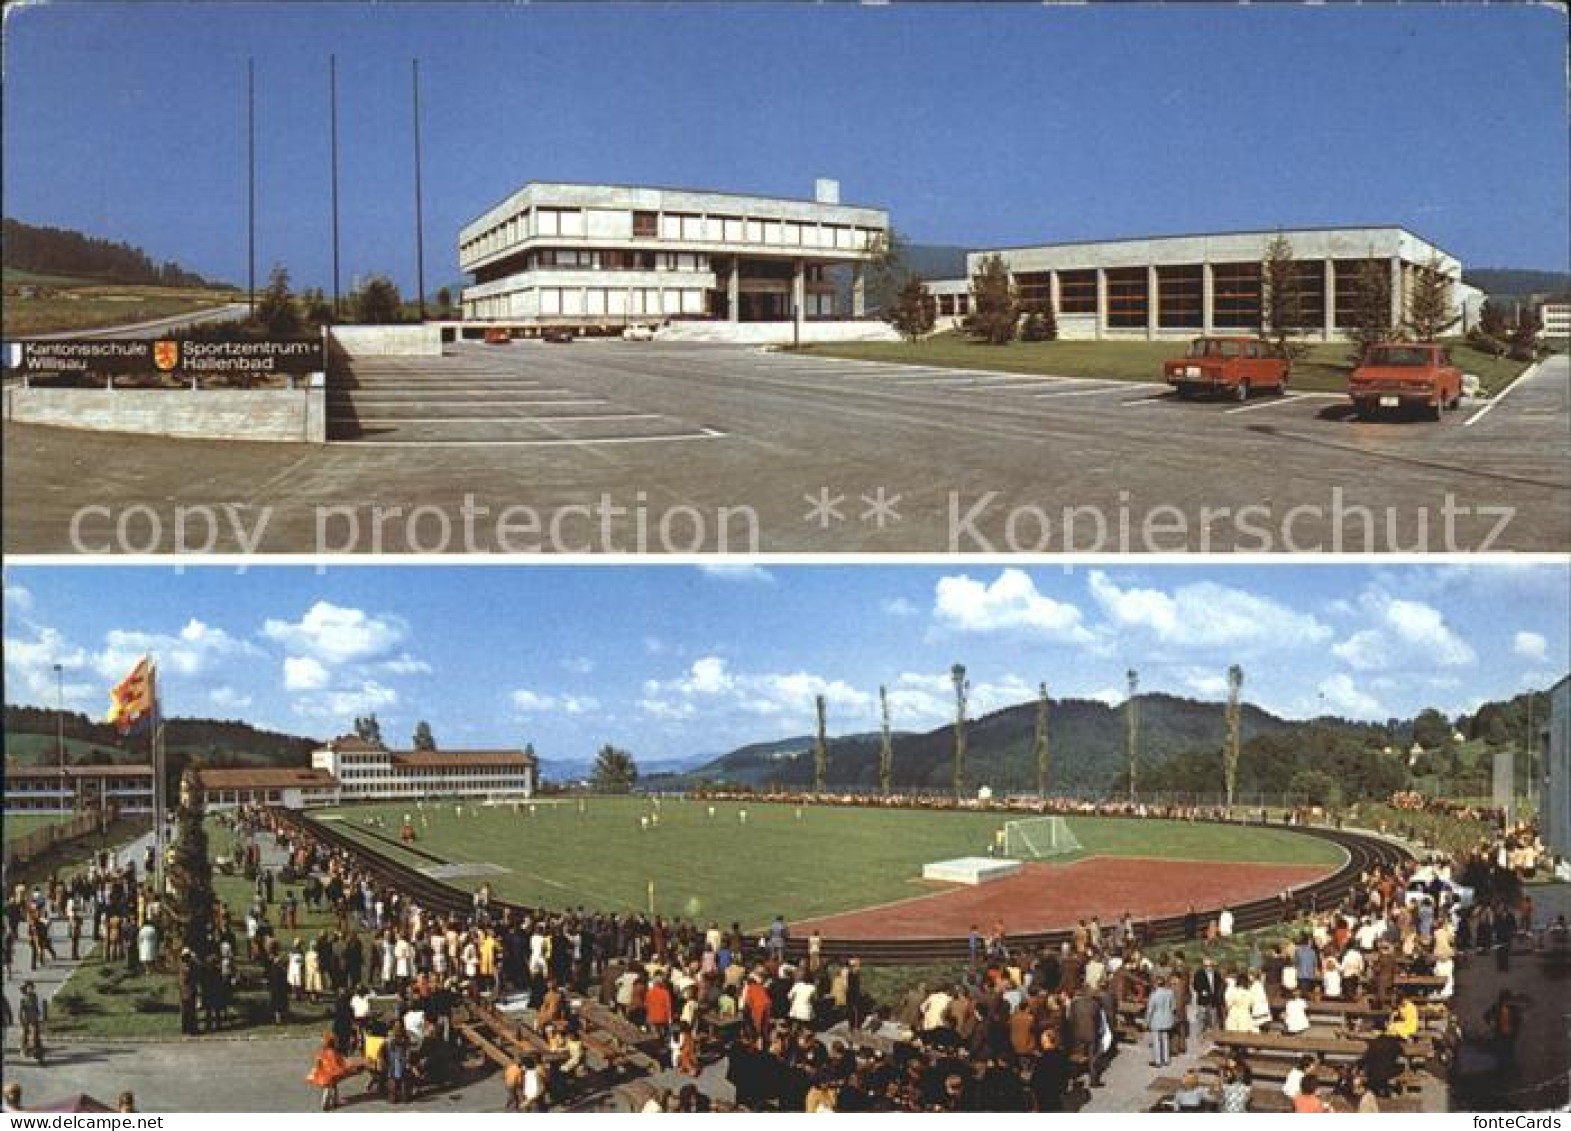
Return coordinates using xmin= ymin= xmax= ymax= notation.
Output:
xmin=994 ymin=259 xmax=1406 ymax=329
xmin=530 ymin=249 xmax=712 ymax=273
xmin=4 ymin=780 xmax=152 ymax=793
xmin=462 ymin=206 xmax=880 ymax=262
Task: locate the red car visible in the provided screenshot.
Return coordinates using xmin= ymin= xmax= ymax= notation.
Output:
xmin=1349 ymin=342 xmax=1463 ymax=421
xmin=1163 ymin=336 xmax=1291 ymax=401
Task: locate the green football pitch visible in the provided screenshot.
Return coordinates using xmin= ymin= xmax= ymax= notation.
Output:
xmin=319 ymin=797 xmax=1343 ymax=929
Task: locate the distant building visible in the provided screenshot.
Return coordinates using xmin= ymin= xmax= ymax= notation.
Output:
xmin=925 ymin=278 xmax=972 ymax=331
xmin=458 ymin=180 xmax=890 ymax=331
xmin=3 ymin=762 xmax=155 ymax=814
xmin=1545 ymin=676 xmax=1570 ymax=861
xmin=195 ymin=767 xmax=342 ymax=811
xmin=311 ymin=735 xmax=537 ymax=802
xmin=966 ymin=226 xmax=1463 ymax=342
xmin=1537 ymin=299 xmax=1571 ymax=341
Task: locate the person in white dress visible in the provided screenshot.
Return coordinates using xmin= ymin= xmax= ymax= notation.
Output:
xmin=1283 ymin=989 xmax=1311 ymax=1035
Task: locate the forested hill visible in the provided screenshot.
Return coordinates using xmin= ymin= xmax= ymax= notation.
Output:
xmin=2 ymin=217 xmax=230 ymax=289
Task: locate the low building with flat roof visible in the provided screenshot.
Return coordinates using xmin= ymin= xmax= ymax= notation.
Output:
xmin=3 ymin=762 xmax=155 ymax=814
xmin=965 ymin=226 xmax=1463 ymax=342
xmin=1545 ymin=675 xmax=1570 ymax=862
xmin=311 ymin=735 xmax=536 ymax=802
xmin=458 ymin=180 xmax=890 ymax=333
xmin=195 ymin=766 xmax=342 ymax=811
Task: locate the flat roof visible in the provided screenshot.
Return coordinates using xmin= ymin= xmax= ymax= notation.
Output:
xmin=978 ymin=225 xmax=1460 ymax=264
xmin=196 ymin=767 xmax=339 ymax=790
xmin=5 ymin=762 xmax=155 ymax=779
xmin=469 ymin=179 xmax=886 ymax=221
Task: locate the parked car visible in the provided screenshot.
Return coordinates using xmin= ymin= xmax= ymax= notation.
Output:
xmin=1348 ymin=342 xmax=1463 ymax=421
xmin=482 ymin=327 xmax=511 ymax=345
xmin=622 ymin=322 xmax=655 ymax=342
xmin=541 ymin=327 xmax=574 ymax=344
xmin=1163 ymin=336 xmax=1290 ymax=401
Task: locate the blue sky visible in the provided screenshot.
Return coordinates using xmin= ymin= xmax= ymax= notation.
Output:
xmin=4 ymin=3 xmax=1566 ymax=295
xmin=5 ymin=564 xmax=1566 ymax=768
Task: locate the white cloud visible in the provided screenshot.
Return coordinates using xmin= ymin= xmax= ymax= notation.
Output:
xmin=640 ymin=656 xmax=879 ymax=729
xmin=3 ymin=624 xmax=96 ymax=707
xmin=1513 ymin=632 xmax=1548 ymax=662
xmin=881 ymin=597 xmax=919 ymax=618
xmin=262 ymin=601 xmax=407 ymax=665
xmin=1332 ymin=596 xmax=1474 ymax=671
xmin=283 ymin=655 xmax=331 ymax=691
xmin=563 ymin=656 xmax=596 ymax=675
xmin=3 ymin=580 xmax=34 ymax=612
xmin=1317 ymin=673 xmax=1386 ymax=720
xmin=933 ymin=570 xmax=1091 ymax=641
xmin=380 ymin=653 xmax=433 ymax=676
xmin=697 ymin=564 xmax=775 ymax=584
xmin=511 ymin=688 xmax=600 ymax=716
xmin=95 ymin=618 xmax=258 ymax=681
xmin=208 ymin=686 xmax=254 ymax=712
xmin=292 ymin=680 xmax=398 ymax=721
xmin=1180 ymin=669 xmax=1230 ymax=698
xmin=1087 ymin=571 xmax=1331 ymax=650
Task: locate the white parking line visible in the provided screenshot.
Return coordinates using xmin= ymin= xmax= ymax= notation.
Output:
xmin=1222 ymin=394 xmax=1316 ymax=415
xmin=332 ymin=413 xmax=664 ymax=426
xmin=331 ymin=427 xmax=729 ymax=448
xmin=1031 ymin=383 xmax=1130 ymax=399
xmin=1120 ymin=393 xmax=1175 ymax=405
xmin=1463 ymin=361 xmax=1544 ymax=428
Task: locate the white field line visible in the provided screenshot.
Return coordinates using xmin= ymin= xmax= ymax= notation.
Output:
xmin=1222 ymin=393 xmax=1338 ymax=415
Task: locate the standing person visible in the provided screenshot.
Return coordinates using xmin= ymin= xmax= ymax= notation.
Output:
xmin=1192 ymin=957 xmax=1221 ymax=1038
xmin=306 ymin=1033 xmax=350 ymax=1111
xmin=1145 ymin=976 xmax=1177 ymax=1068
xmin=1030 ymin=1028 xmax=1073 ymax=1112
xmin=1068 ymin=985 xmax=1105 ymax=1088
xmin=1484 ymin=990 xmax=1523 ymax=1072
xmin=18 ymin=981 xmax=44 ymax=1064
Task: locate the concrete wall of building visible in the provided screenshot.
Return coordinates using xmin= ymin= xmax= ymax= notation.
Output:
xmin=656 ymin=320 xmax=900 ymax=345
xmin=328 ymin=325 xmax=444 ymax=357
xmin=1546 ymin=678 xmax=1570 ymax=860
xmin=3 ymin=384 xmax=327 ymax=443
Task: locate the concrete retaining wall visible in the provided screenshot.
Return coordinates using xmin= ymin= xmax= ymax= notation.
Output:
xmin=654 ymin=320 xmax=900 ymax=345
xmin=3 ymin=383 xmax=326 ymax=443
xmin=328 ymin=324 xmax=443 ymax=357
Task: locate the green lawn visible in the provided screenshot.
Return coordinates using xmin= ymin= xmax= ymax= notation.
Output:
xmin=50 ymin=819 xmax=350 ymax=1039
xmin=3 ymin=811 xmax=74 ymax=843
xmin=798 ymin=334 xmax=1532 ymax=397
xmin=2 ymin=282 xmax=238 ymax=336
xmin=322 ymin=799 xmax=1343 ymax=929
xmin=1351 ymin=802 xmax=1499 ymax=858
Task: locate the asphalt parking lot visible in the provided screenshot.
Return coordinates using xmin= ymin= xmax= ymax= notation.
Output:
xmin=4 ymin=343 xmax=1567 ymax=553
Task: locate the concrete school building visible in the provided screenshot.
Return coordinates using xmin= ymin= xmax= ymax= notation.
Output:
xmin=2 ymin=762 xmax=156 ymax=814
xmin=1545 ymin=675 xmax=1570 ymax=862
xmin=953 ymin=226 xmax=1473 ymax=342
xmin=458 ymin=180 xmax=892 ymax=338
xmin=311 ymin=735 xmax=537 ymax=803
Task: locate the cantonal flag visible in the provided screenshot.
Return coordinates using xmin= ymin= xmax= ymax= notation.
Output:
xmin=106 ymin=655 xmax=156 ymax=735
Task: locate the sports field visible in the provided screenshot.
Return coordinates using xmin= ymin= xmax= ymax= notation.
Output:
xmin=321 ymin=797 xmax=1344 ymax=933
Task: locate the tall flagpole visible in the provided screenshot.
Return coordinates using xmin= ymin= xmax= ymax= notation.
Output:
xmin=247 ymin=58 xmax=257 ymax=319
xmin=412 ymin=57 xmax=427 ymax=321
xmin=330 ymin=54 xmax=342 ymax=319
xmin=151 ymin=659 xmax=165 ymax=894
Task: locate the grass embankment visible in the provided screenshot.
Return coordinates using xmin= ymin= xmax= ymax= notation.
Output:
xmin=3 ymin=812 xmax=75 ymax=843
xmin=2 ymin=270 xmax=239 ymax=336
xmin=49 ymin=819 xmax=344 ymax=1040
xmin=1351 ymin=803 xmax=1499 ymax=859
xmin=323 ymin=798 xmax=1343 ymax=929
xmin=798 ymin=333 xmax=1533 ymax=397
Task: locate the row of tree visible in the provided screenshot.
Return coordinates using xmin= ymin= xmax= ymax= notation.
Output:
xmin=2 ymin=217 xmax=228 ymax=289
xmin=243 ymin=266 xmax=454 ymax=335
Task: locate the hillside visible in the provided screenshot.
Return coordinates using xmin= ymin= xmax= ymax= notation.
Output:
xmin=4 ymin=705 xmax=319 ymax=783
xmin=2 ymin=218 xmax=228 ymax=290
xmin=679 ymin=693 xmax=1345 ymax=795
xmin=1462 ymin=268 xmax=1571 ymax=301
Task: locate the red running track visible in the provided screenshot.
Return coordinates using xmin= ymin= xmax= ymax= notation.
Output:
xmin=793 ymin=856 xmax=1332 ymax=941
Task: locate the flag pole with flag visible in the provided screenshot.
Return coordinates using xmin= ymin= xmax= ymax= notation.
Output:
xmin=107 ymin=655 xmax=164 ymax=890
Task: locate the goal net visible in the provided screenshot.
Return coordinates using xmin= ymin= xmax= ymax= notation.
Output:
xmin=1002 ymin=815 xmax=1082 ymax=859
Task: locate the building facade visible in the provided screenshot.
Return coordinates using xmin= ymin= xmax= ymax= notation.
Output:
xmin=1538 ymin=300 xmax=1571 ymax=341
xmin=1545 ymin=676 xmax=1570 ymax=861
xmin=3 ymin=763 xmax=156 ymax=814
xmin=311 ymin=736 xmax=537 ymax=802
xmin=963 ymin=226 xmax=1463 ymax=342
xmin=459 ymin=181 xmax=889 ymax=329
xmin=195 ymin=767 xmax=343 ymax=811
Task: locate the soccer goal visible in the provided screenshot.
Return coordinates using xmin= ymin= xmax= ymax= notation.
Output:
xmin=1002 ymin=815 xmax=1083 ymax=859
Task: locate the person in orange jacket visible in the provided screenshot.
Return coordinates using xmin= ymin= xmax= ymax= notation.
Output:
xmin=306 ymin=1032 xmax=352 ymax=1111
